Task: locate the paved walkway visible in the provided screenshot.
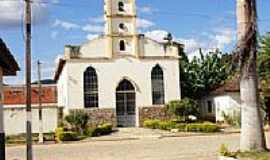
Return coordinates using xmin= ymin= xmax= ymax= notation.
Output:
xmin=6 ymin=129 xmax=269 ymax=160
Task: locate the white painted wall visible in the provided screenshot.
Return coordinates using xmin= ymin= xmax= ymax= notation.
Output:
xmin=59 ymin=57 xmax=180 ymax=110
xmin=200 ymin=92 xmax=241 ymax=122
xmin=3 ymin=105 xmax=58 ymax=135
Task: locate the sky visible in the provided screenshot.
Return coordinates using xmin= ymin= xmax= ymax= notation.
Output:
xmin=0 ymin=0 xmax=269 ymax=84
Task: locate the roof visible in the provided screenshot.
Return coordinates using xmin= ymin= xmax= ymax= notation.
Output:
xmin=0 ymin=38 xmax=20 ymax=76
xmin=3 ymin=84 xmax=57 ymax=105
xmin=210 ymin=76 xmax=240 ymax=95
xmin=210 ymin=75 xmax=270 ymax=96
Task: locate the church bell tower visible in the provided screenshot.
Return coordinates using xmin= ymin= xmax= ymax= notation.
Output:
xmin=104 ymin=0 xmax=138 ymax=57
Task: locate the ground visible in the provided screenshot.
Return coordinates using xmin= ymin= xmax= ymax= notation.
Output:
xmin=7 ymin=131 xmax=252 ymax=160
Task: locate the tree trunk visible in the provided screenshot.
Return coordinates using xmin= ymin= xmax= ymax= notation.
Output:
xmin=237 ymin=0 xmax=267 ymax=151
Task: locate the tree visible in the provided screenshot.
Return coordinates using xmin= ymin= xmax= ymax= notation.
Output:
xmin=180 ymin=49 xmax=230 ymax=98
xmin=258 ymin=33 xmax=270 ymax=77
xmin=258 ymin=33 xmax=270 ymax=123
xmin=236 ymin=0 xmax=266 ymax=151
xmin=166 ymin=98 xmax=199 ymax=121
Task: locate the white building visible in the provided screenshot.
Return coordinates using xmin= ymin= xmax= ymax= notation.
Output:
xmin=54 ymin=0 xmax=182 ymax=127
xmin=199 ymin=78 xmax=241 ymax=122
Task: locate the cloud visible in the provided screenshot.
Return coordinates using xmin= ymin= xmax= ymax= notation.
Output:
xmin=145 ymin=28 xmax=235 ymax=58
xmin=137 ymin=18 xmax=155 ymax=29
xmin=138 ymin=6 xmax=156 ymax=14
xmin=82 ymin=24 xmax=104 ymax=33
xmin=0 ymin=0 xmax=48 ymax=28
xmin=178 ymin=27 xmax=236 ymax=58
xmin=89 ymin=16 xmax=104 ymax=24
xmin=86 ymin=34 xmax=99 ymax=40
xmin=53 ymin=19 xmax=80 ymax=30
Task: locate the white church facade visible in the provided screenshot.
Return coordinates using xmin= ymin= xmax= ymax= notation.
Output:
xmin=54 ymin=0 xmax=182 ymax=127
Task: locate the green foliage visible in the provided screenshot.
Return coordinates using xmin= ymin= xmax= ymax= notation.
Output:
xmin=258 ymin=33 xmax=270 ymax=77
xmin=166 ymin=98 xmax=199 ymax=121
xmin=143 ymin=120 xmax=162 ymax=129
xmin=180 ymin=49 xmax=230 ymax=98
xmin=222 ymin=111 xmax=241 ymax=128
xmin=143 ymin=120 xmax=219 ymax=133
xmin=219 ymin=144 xmax=237 ymax=158
xmin=65 ymin=110 xmax=89 ymax=135
xmin=89 ymin=123 xmax=113 ymax=137
xmin=55 ymin=127 xmax=79 ymax=142
xmin=185 ymin=122 xmax=219 ymax=133
xmin=175 ymin=123 xmax=187 ymax=132
xmin=238 ymin=152 xmax=270 ymax=160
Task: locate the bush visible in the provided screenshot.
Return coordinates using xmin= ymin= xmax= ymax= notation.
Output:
xmin=55 ymin=127 xmax=79 ymax=142
xmin=186 ymin=122 xmax=219 ymax=133
xmin=143 ymin=120 xmax=161 ymax=129
xmin=219 ymin=144 xmax=237 ymax=158
xmin=222 ymin=111 xmax=241 ymax=128
xmin=158 ymin=121 xmax=176 ymax=130
xmin=166 ymin=98 xmax=199 ymax=121
xmin=175 ymin=123 xmax=187 ymax=132
xmin=90 ymin=123 xmax=113 ymax=137
xmin=65 ymin=110 xmax=89 ymax=135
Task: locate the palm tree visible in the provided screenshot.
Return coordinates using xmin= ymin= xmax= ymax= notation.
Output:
xmin=237 ymin=0 xmax=267 ymax=151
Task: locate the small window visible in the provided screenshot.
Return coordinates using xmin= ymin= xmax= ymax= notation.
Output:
xmin=119 ymin=23 xmax=128 ymax=32
xmin=119 ymin=40 xmax=126 ymax=51
xmin=118 ymin=1 xmax=125 ymax=12
xmin=207 ymin=100 xmax=213 ymax=113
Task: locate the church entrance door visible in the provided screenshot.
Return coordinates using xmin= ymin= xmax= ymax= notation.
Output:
xmin=116 ymin=79 xmax=136 ymax=127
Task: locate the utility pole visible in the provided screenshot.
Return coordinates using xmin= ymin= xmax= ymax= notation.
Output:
xmin=237 ymin=0 xmax=266 ymax=151
xmin=37 ymin=60 xmax=43 ymax=144
xmin=0 ymin=70 xmax=5 ymax=160
xmin=25 ymin=0 xmax=33 ymax=159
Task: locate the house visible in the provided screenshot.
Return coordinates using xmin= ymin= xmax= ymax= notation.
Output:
xmin=54 ymin=0 xmax=182 ymax=127
xmin=0 ymin=38 xmax=20 ymax=159
xmin=3 ymin=84 xmax=58 ymax=135
xmin=199 ymin=78 xmax=241 ymax=122
xmin=200 ymin=77 xmax=270 ymax=122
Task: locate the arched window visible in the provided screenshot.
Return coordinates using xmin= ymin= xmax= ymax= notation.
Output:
xmin=84 ymin=66 xmax=98 ymax=108
xmin=119 ymin=40 xmax=126 ymax=51
xmin=151 ymin=65 xmax=165 ymax=105
xmin=118 ymin=1 xmax=125 ymax=12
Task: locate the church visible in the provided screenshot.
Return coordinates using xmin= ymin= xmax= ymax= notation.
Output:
xmin=54 ymin=0 xmax=182 ymax=127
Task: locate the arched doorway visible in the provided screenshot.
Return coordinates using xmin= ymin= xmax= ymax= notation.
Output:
xmin=116 ymin=79 xmax=136 ymax=127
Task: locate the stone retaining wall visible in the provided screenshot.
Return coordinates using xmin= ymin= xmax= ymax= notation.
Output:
xmin=69 ymin=108 xmax=117 ymax=127
xmin=138 ymin=106 xmax=174 ymax=127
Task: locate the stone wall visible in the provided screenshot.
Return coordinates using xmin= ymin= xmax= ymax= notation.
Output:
xmin=69 ymin=108 xmax=117 ymax=127
xmin=138 ymin=106 xmax=174 ymax=127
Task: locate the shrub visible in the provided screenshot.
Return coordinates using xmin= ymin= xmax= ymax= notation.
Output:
xmin=90 ymin=123 xmax=113 ymax=137
xmin=166 ymin=98 xmax=199 ymax=121
xmin=158 ymin=121 xmax=176 ymax=130
xmin=219 ymin=144 xmax=237 ymax=158
xmin=55 ymin=127 xmax=78 ymax=142
xmin=186 ymin=122 xmax=219 ymax=133
xmin=222 ymin=111 xmax=241 ymax=128
xmin=175 ymin=123 xmax=187 ymax=132
xmin=143 ymin=120 xmax=161 ymax=129
xmin=65 ymin=110 xmax=89 ymax=135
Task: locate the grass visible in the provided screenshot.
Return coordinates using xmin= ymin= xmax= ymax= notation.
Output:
xmin=238 ymin=152 xmax=270 ymax=160
xmin=6 ymin=133 xmax=55 ymax=144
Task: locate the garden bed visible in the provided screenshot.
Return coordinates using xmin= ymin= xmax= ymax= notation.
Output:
xmin=143 ymin=119 xmax=220 ymax=133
